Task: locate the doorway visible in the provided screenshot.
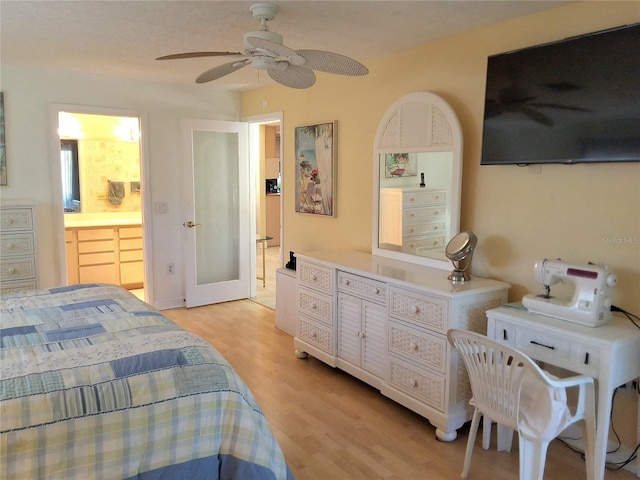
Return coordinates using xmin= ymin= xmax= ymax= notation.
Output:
xmin=248 ymin=114 xmax=282 ymax=310
xmin=57 ymin=110 xmax=146 ymax=300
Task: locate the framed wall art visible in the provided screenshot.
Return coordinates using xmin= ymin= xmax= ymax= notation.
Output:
xmin=0 ymin=92 xmax=6 ymax=186
xmin=384 ymin=152 xmax=417 ymax=178
xmin=294 ymin=121 xmax=336 ymax=216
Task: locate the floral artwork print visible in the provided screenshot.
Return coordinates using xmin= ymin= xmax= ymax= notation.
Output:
xmin=384 ymin=153 xmax=417 ymax=178
xmin=295 ymin=122 xmax=335 ymax=216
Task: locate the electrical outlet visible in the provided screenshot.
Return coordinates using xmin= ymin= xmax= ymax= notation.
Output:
xmin=528 ymin=164 xmax=542 ymax=174
xmin=167 ymin=263 xmax=175 ymax=274
xmin=97 ymin=193 xmax=107 ymax=200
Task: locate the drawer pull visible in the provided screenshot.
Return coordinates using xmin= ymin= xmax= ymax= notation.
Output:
xmin=4 ymin=218 xmax=14 ymax=225
xmin=375 ymin=288 xmax=381 ymax=295
xmin=584 ymin=352 xmax=590 ymax=364
xmin=411 ymin=342 xmax=419 ymax=352
xmin=502 ymin=329 xmax=508 ymax=341
xmin=409 ymin=378 xmax=418 ymax=388
xmin=411 ymin=305 xmax=420 ymax=314
xmin=6 ymin=243 xmax=14 ymax=249
xmin=344 ymin=280 xmax=350 ymax=286
xmin=311 ymin=303 xmax=317 ymax=310
xmin=7 ymin=267 xmax=16 ymax=274
xmin=530 ymin=340 xmax=555 ymax=350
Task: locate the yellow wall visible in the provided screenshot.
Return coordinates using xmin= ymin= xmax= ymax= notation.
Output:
xmin=241 ymin=2 xmax=640 ymax=313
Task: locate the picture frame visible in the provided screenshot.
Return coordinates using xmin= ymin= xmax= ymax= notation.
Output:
xmin=294 ymin=121 xmax=336 ymax=216
xmin=0 ymin=92 xmax=6 ymax=186
xmin=384 ymin=152 xmax=417 ymax=178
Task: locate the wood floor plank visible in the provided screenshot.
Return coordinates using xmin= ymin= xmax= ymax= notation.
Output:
xmin=163 ymin=300 xmax=636 ymax=480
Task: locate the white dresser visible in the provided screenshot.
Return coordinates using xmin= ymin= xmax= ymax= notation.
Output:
xmin=0 ymin=202 xmax=38 ymax=293
xmin=294 ymin=249 xmax=510 ymax=440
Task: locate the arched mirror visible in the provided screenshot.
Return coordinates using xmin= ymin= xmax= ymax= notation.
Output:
xmin=372 ymin=92 xmax=463 ymax=270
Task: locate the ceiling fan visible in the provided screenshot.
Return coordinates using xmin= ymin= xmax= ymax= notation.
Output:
xmin=156 ymin=2 xmax=369 ymax=89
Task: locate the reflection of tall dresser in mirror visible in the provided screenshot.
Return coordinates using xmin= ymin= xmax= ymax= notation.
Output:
xmin=379 ymin=187 xmax=448 ymax=258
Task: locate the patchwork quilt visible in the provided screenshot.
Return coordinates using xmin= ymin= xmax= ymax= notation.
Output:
xmin=0 ymin=284 xmax=293 ymax=479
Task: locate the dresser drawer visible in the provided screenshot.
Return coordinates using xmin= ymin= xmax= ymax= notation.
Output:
xmin=337 ymin=270 xmax=387 ymax=305
xmin=403 ymin=206 xmax=446 ymax=224
xmin=119 ymin=226 xmax=142 ymax=238
xmin=389 ymin=286 xmax=448 ymax=333
xmin=389 ymin=355 xmax=445 ymax=412
xmin=298 ymin=261 xmax=333 ymax=294
xmin=389 ymin=321 xmax=448 ymax=374
xmin=298 ymin=288 xmax=333 ymax=326
xmin=77 ymin=228 xmax=115 ymax=242
xmin=403 ymin=190 xmax=446 ymax=206
xmin=405 ymin=235 xmax=446 ymax=252
xmin=0 ymin=208 xmax=33 ymax=232
xmin=403 ymin=222 xmax=445 ymax=237
xmin=0 ymin=279 xmax=38 ymax=294
xmin=78 ymin=239 xmax=115 ymax=254
xmin=493 ymin=319 xmax=601 ymax=377
xmin=1 ymin=257 xmax=36 ymax=280
xmin=298 ymin=315 xmax=333 ymax=355
xmin=120 ymin=238 xmax=142 ymax=250
xmin=1 ymin=233 xmax=35 ymax=257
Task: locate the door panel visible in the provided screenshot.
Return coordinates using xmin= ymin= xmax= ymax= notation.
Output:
xmin=182 ymin=119 xmax=250 ymax=307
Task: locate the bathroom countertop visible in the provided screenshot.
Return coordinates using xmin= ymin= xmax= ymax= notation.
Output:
xmin=64 ymin=218 xmax=142 ymax=228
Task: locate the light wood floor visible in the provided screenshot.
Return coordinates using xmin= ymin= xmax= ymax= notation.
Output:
xmin=163 ymin=300 xmax=636 ymax=480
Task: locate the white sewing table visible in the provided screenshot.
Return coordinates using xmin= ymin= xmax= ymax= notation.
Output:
xmin=486 ymin=305 xmax=640 ymax=480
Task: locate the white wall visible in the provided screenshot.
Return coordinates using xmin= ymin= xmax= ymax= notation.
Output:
xmin=0 ymin=65 xmax=240 ymax=308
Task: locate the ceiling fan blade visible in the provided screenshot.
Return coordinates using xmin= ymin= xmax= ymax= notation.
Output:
xmin=519 ymin=105 xmax=554 ymax=126
xmin=246 ymin=36 xmax=303 ymax=63
xmin=529 ymin=102 xmax=592 ymax=113
xmin=268 ymin=64 xmax=316 ymax=89
xmin=296 ymin=50 xmax=368 ymax=76
xmin=196 ymin=60 xmax=250 ymax=84
xmin=156 ymin=51 xmax=243 ymax=60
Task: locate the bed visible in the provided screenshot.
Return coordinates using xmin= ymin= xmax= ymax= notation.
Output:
xmin=0 ymin=283 xmax=293 ymax=479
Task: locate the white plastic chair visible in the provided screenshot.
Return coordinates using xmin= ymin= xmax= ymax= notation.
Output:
xmin=448 ymin=329 xmax=595 ymax=480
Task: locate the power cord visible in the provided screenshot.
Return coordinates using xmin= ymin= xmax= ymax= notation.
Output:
xmin=558 ymin=386 xmax=639 ymax=471
xmin=611 ymin=305 xmax=640 ymax=330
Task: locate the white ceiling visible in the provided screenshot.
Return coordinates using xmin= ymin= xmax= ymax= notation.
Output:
xmin=0 ymin=0 xmax=570 ymax=92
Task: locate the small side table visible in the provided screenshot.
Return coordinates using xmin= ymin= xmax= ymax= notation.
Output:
xmin=256 ymin=235 xmax=272 ymax=287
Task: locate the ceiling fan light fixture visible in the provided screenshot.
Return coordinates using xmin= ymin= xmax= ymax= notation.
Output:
xmin=252 ymin=56 xmax=275 ymax=70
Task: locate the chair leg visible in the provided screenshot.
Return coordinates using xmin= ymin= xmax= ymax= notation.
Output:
xmin=497 ymin=424 xmax=514 ymax=452
xmin=462 ymin=409 xmax=482 ymax=479
xmin=519 ymin=438 xmax=549 ymax=480
xmin=482 ymin=415 xmax=491 ymax=450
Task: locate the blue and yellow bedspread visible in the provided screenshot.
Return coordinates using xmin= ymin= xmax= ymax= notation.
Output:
xmin=0 ymin=283 xmax=293 ymax=479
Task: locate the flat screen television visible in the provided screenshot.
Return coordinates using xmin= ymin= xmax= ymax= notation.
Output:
xmin=480 ymin=23 xmax=640 ymax=165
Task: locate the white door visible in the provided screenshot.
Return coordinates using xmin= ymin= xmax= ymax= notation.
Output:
xmin=182 ymin=119 xmax=251 ymax=307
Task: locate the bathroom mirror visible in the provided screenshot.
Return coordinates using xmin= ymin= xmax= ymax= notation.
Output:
xmin=372 ymin=92 xmax=463 ymax=270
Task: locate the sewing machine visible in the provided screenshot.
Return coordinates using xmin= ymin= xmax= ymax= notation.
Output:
xmin=522 ymin=258 xmax=617 ymax=327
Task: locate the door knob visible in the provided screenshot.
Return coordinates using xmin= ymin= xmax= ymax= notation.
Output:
xmin=184 ymin=221 xmax=202 ymax=228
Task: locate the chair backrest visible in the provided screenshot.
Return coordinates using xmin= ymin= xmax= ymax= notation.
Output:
xmin=448 ymin=329 xmax=543 ymax=431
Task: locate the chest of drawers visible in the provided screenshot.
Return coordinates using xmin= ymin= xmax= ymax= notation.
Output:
xmin=0 ymin=203 xmax=38 ymax=293
xmin=293 ymin=250 xmax=509 ymax=441
xmin=379 ymin=188 xmax=448 ymax=255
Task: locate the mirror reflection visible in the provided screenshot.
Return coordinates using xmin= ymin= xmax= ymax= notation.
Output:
xmin=373 ymin=92 xmax=462 ymax=270
xmin=378 ymin=151 xmax=453 ymax=261
xmin=59 ymin=112 xmax=141 ymax=215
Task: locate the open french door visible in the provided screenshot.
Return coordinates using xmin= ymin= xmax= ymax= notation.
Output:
xmin=181 ymin=119 xmax=251 ymax=308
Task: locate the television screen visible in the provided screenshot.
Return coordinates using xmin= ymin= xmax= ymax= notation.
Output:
xmin=481 ymin=23 xmax=640 ymax=165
